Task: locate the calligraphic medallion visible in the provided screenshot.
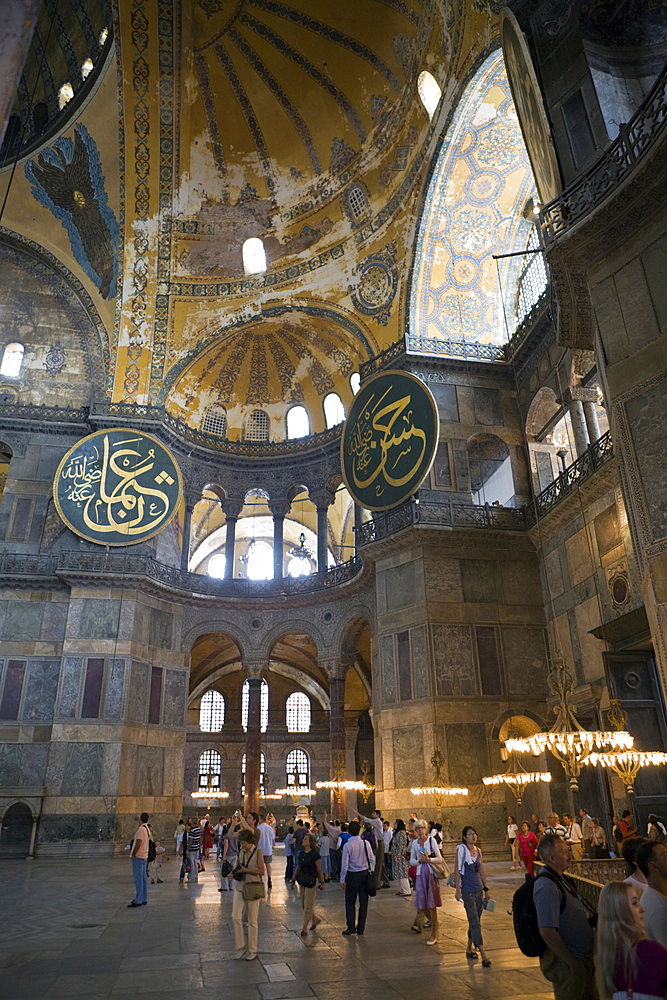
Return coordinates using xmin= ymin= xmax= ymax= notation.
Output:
xmin=53 ymin=428 xmax=183 ymax=545
xmin=341 ymin=370 xmax=438 ymax=511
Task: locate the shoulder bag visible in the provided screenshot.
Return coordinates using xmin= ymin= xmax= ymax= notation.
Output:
xmin=239 ymin=847 xmax=266 ymax=901
xmin=364 ymin=840 xmax=376 ymax=897
xmin=426 ymin=836 xmax=449 ymax=880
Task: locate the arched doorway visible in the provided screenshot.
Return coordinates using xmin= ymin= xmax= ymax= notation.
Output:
xmin=1 ymin=802 xmax=33 ymax=858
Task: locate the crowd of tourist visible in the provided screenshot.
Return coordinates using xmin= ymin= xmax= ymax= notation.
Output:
xmin=128 ymin=805 xmax=667 ymax=1000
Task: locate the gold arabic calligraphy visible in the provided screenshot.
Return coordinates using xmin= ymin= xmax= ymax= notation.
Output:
xmin=347 ymin=387 xmax=427 ymax=497
xmin=60 ymin=434 xmax=176 ymax=536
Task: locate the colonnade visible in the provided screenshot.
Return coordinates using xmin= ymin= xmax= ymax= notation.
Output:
xmin=562 ymin=386 xmax=603 ymax=459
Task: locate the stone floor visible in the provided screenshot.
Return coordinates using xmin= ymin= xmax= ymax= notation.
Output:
xmin=0 ymin=855 xmax=554 ymax=999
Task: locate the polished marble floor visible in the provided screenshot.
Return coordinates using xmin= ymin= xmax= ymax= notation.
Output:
xmin=0 ymin=855 xmax=554 ymax=999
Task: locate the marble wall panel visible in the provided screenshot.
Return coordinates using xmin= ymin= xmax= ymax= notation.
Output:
xmin=79 ymin=599 xmax=121 ymax=639
xmin=22 ymin=659 xmax=60 ymax=721
xmin=104 ymin=658 xmax=126 ymax=720
xmin=500 ymin=559 xmax=542 ymax=605
xmin=452 ymin=439 xmax=471 ymax=492
xmin=473 ymin=387 xmax=503 ymax=426
xmin=136 ymin=745 xmax=164 ymax=796
xmin=544 ymin=548 xmax=565 ymax=598
xmin=162 ymin=669 xmax=187 ymax=727
xmin=2 ymin=601 xmax=44 ymax=641
xmin=41 ymin=602 xmax=68 ymax=641
xmin=574 ymin=596 xmax=604 ymax=683
xmin=536 ymin=451 xmax=555 ymax=490
xmin=393 ymin=726 xmax=424 ymax=787
xmin=0 ymin=743 xmax=20 ymax=785
xmin=163 ymin=747 xmax=183 ymax=796
xmin=133 ymin=602 xmax=150 ymax=645
xmin=61 ymin=743 xmax=104 ymax=796
xmin=502 ymin=626 xmax=549 ymax=697
xmin=446 ymin=723 xmax=488 ymax=785
xmin=380 ymin=634 xmax=396 ymax=704
xmin=432 ymin=624 xmax=477 ymax=696
xmin=424 ymin=556 xmax=463 ymax=602
xmin=594 ymin=504 xmax=621 ymax=558
xmin=101 ymin=743 xmax=122 ymax=795
xmin=45 ymin=741 xmax=67 ymax=792
xmin=19 ymin=743 xmax=48 ymax=785
xmin=432 ymin=441 xmax=453 ymax=488
xmin=38 ymin=814 xmax=114 ymax=843
xmin=430 ymin=382 xmax=459 ymax=422
xmin=58 ymin=656 xmax=83 ymax=718
xmin=565 ymin=527 xmax=594 ymax=587
xmin=461 ymin=559 xmax=501 ymax=604
xmin=411 ymin=624 xmax=430 ymax=699
xmin=150 ymin=608 xmax=173 ymax=650
xmin=118 ymin=744 xmax=137 ymax=795
xmin=127 ymin=661 xmax=149 ymax=724
xmin=384 ymin=561 xmax=420 ymax=612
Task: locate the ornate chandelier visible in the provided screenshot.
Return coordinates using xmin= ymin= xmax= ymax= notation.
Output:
xmin=191 ymin=770 xmax=230 ymax=800
xmin=316 ymin=751 xmax=375 ymax=802
xmin=410 ymin=748 xmax=469 ymax=809
xmin=505 ymin=661 xmax=633 ymax=790
xmin=482 ymin=751 xmax=551 ymax=805
xmin=584 ymin=701 xmax=667 ymax=793
xmin=275 ymin=786 xmax=317 ymax=804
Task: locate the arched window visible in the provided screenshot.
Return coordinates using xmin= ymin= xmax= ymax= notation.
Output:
xmin=417 ymin=70 xmax=442 ymax=119
xmin=286 ymin=405 xmax=310 ymax=439
xmin=411 ymin=51 xmax=538 ymax=352
xmin=0 ymin=343 xmax=24 ymax=378
xmin=241 ymin=752 xmax=266 ymax=794
xmin=81 ymin=58 xmax=94 ymax=80
xmin=286 ymin=692 xmax=311 ymax=733
xmin=516 ymin=227 xmax=549 ymax=326
xmin=346 ymin=185 xmax=369 ymax=219
xmin=286 ymin=749 xmax=310 ymax=789
xmin=58 ymin=82 xmax=74 ymax=109
xmin=323 ymin=393 xmax=345 ymax=428
xmin=242 ymin=237 xmax=267 ymax=276
xmin=244 ymin=539 xmax=273 ymax=580
xmin=200 ymin=690 xmax=225 ymax=731
xmin=203 ymin=405 xmax=227 ymax=437
xmin=244 ymin=409 xmax=269 ymax=442
xmin=350 ymin=372 xmax=360 ymax=395
xmin=242 ymin=678 xmax=269 ymax=732
xmin=198 ymin=749 xmax=222 ymax=791
xmin=208 ymin=553 xmax=226 ymax=578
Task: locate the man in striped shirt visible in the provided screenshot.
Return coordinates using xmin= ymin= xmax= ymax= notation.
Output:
xmin=186 ymin=818 xmax=202 ymax=882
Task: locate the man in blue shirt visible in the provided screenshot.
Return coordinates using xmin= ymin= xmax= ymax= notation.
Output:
xmin=340 ymin=820 xmax=375 ymax=936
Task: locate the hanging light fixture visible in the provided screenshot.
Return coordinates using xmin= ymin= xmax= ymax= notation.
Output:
xmin=275 ymin=786 xmax=317 ymax=804
xmin=505 ymin=661 xmax=633 ymax=790
xmin=315 ymin=753 xmax=375 ymax=801
xmin=410 ymin=748 xmax=469 ymax=810
xmin=191 ymin=769 xmax=230 ymax=801
xmin=483 ymin=750 xmax=551 ymax=805
xmin=584 ymin=700 xmax=667 ymax=794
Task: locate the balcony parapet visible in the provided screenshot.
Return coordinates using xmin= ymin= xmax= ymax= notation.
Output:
xmin=0 ymin=549 xmax=364 ymax=598
xmin=524 ymin=431 xmax=613 ymax=527
xmin=540 ymin=63 xmax=667 ymax=244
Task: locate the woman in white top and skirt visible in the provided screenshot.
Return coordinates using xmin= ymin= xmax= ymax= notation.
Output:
xmin=409 ymin=819 xmax=443 ymax=945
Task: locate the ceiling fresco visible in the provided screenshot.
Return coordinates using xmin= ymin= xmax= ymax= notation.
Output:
xmin=411 ymin=49 xmax=537 ymax=348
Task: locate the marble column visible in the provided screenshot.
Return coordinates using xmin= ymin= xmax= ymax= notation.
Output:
xmin=224 ymin=501 xmax=242 ymax=580
xmin=569 ymin=399 xmax=590 ymax=457
xmin=344 ymin=714 xmax=360 ymax=818
xmin=244 ymin=675 xmax=263 ymax=815
xmin=270 ymin=502 xmax=289 ymax=581
xmin=583 ymin=400 xmax=601 ymax=443
xmin=316 ymin=506 xmax=328 ymax=573
xmin=329 ymin=672 xmax=346 ymax=820
xmin=180 ymin=500 xmax=194 ymax=573
xmin=354 ymin=503 xmax=363 ymax=555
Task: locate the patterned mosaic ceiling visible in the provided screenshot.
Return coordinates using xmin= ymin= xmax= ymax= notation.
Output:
xmin=167 ymin=312 xmax=367 ymax=433
xmin=411 ymin=50 xmax=537 ymax=346
xmin=190 ymin=0 xmax=423 ymax=201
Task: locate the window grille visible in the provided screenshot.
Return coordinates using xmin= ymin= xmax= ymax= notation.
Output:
xmin=200 ymin=690 xmax=225 ymax=731
xmin=516 ymin=228 xmax=548 ymax=327
xmin=245 ymin=409 xmax=270 ymax=441
xmin=348 ymin=185 xmax=368 ymax=219
xmin=286 ymin=692 xmax=311 ymax=733
xmin=203 ymin=405 xmax=227 ymax=437
xmin=286 ymin=748 xmax=309 ymax=788
xmin=199 ymin=749 xmax=222 ymax=791
xmin=241 ymin=752 xmax=266 ymax=794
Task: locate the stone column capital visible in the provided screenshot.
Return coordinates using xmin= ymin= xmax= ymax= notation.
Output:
xmin=269 ymin=500 xmax=290 ymax=518
xmin=223 ymin=499 xmax=244 ymax=519
xmin=320 ymin=657 xmax=345 ymax=680
xmin=243 ymin=660 xmax=268 ymax=680
xmin=559 ymin=386 xmax=599 ymax=405
xmin=311 ymin=490 xmax=336 ymax=509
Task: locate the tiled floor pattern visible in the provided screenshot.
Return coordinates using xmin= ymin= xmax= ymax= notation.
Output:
xmin=0 ymin=857 xmax=554 ymax=999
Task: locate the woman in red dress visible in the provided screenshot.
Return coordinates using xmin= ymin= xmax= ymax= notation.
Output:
xmin=517 ymin=820 xmax=538 ymax=876
xmin=202 ymin=820 xmax=214 ymax=858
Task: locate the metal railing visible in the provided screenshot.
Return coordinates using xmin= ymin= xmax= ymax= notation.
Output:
xmin=356 ymin=497 xmax=527 ymax=545
xmin=541 ymin=62 xmax=667 ymax=243
xmin=535 ymin=858 xmax=628 ymax=913
xmin=405 ymin=337 xmax=507 ymax=362
xmin=525 ymin=431 xmax=613 ymax=526
xmin=54 ymin=550 xmax=363 ymax=597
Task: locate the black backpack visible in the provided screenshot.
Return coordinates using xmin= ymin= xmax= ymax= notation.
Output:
xmin=512 ymin=870 xmax=565 ymax=957
xmin=147 ymin=835 xmax=156 ymax=863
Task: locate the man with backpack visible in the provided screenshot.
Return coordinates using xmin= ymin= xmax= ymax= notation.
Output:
xmin=128 ymin=812 xmax=152 ymax=907
xmin=532 ymin=834 xmax=597 ymax=999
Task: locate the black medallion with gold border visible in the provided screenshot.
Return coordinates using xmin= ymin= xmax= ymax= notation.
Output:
xmin=341 ymin=370 xmax=439 ymax=511
xmin=53 ymin=428 xmax=183 ymax=545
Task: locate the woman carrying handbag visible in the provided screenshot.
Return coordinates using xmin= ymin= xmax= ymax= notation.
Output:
xmin=291 ymin=832 xmax=325 ymax=936
xmin=409 ymin=819 xmax=444 ymax=945
xmin=232 ymin=828 xmax=265 ymax=961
